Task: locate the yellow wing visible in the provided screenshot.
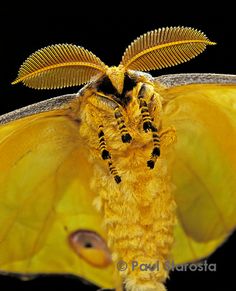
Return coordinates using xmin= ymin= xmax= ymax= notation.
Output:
xmin=157 ymin=73 xmax=236 ymax=263
xmin=2 ymin=73 xmax=236 ymax=286
xmin=0 ymin=94 xmax=114 ymax=289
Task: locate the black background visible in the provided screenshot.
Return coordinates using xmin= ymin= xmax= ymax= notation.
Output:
xmin=0 ymin=3 xmax=236 ymax=291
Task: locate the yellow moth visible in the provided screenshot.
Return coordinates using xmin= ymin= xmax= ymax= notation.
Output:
xmin=0 ymin=27 xmax=236 ymax=291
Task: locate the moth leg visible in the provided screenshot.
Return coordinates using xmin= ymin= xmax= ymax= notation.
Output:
xmin=138 ymin=84 xmax=154 ymax=132
xmin=108 ymin=160 xmax=121 ymax=184
xmin=96 ymin=92 xmax=132 ymax=144
xmin=98 ymin=124 xmax=121 ymax=184
xmin=114 ymin=106 xmax=132 ymax=143
xmin=98 ymin=124 xmax=111 ymax=160
xmin=137 ymin=84 xmax=161 ymax=168
xmin=147 ymin=127 xmax=161 ymax=169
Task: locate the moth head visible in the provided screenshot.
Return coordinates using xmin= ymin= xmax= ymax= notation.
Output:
xmin=105 ymin=65 xmax=126 ymax=95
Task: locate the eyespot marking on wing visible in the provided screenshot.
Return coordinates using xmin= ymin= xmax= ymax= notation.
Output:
xmin=68 ymin=230 xmax=112 ymax=268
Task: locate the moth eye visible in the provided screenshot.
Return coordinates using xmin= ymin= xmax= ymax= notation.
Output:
xmin=69 ymin=230 xmax=112 ymax=268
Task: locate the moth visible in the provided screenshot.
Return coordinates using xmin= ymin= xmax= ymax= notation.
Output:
xmin=0 ymin=27 xmax=236 ymax=291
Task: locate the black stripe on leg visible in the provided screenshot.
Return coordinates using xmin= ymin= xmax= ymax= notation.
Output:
xmin=122 ymin=133 xmax=132 ymax=143
xmin=102 ymin=150 xmax=111 ymax=160
xmin=114 ymin=107 xmax=132 ymax=143
xmin=98 ymin=131 xmax=104 ymax=138
xmin=152 ymin=147 xmax=160 ymax=157
xmin=98 ymin=125 xmax=111 ymax=160
xmin=108 ymin=161 xmax=121 ymax=183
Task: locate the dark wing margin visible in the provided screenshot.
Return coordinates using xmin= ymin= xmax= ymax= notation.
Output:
xmin=0 ymin=93 xmax=78 ymax=125
xmin=155 ymin=73 xmax=236 ymax=88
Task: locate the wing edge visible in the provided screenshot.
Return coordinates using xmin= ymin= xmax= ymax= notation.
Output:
xmin=0 ymin=94 xmax=78 ymax=125
xmin=155 ymin=73 xmax=236 ymax=88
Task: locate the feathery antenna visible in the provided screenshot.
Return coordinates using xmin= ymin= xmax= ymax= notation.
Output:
xmin=120 ymin=27 xmax=216 ymax=71
xmin=12 ymin=44 xmax=107 ymax=89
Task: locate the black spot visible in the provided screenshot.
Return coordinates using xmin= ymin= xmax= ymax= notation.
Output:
xmin=152 ymin=147 xmax=160 ymax=157
xmin=143 ymin=121 xmax=153 ymax=132
xmin=102 ymin=150 xmax=111 ymax=160
xmin=121 ymin=133 xmax=132 ymax=143
xmin=97 ymin=75 xmax=118 ymax=95
xmin=95 ymin=73 xmax=137 ymax=107
xmin=123 ymin=74 xmax=137 ymax=93
xmin=84 ymin=241 xmax=93 ymax=248
xmin=114 ymin=175 xmax=122 ymax=184
xmin=147 ymin=160 xmax=155 ymax=169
